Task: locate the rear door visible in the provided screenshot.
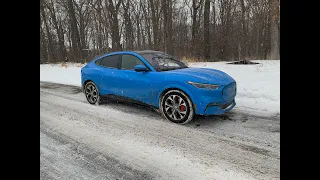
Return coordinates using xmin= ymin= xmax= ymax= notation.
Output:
xmin=96 ymin=54 xmax=122 ymax=95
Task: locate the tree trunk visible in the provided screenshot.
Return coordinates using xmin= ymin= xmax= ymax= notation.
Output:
xmin=149 ymin=0 xmax=160 ymax=50
xmin=40 ymin=19 xmax=48 ymax=63
xmin=191 ymin=0 xmax=203 ymax=58
xmin=167 ymin=1 xmax=174 ymax=55
xmin=141 ymin=2 xmax=152 ymax=49
xmin=211 ymin=0 xmax=216 ymax=61
xmin=203 ymin=0 xmax=210 ymax=60
xmin=269 ymin=0 xmax=280 ymax=59
xmin=240 ymin=0 xmax=248 ymax=60
xmin=79 ymin=15 xmax=86 ymax=50
xmin=67 ymin=0 xmax=82 ymax=62
xmin=107 ymin=0 xmax=122 ymax=51
xmin=48 ymin=0 xmax=66 ymax=62
xmin=191 ymin=0 xmax=198 ymax=51
xmin=94 ymin=1 xmax=103 ymax=53
xmin=58 ymin=20 xmax=67 ymax=61
xmin=40 ymin=0 xmax=55 ymax=62
xmin=123 ymin=0 xmax=134 ymax=50
xmin=136 ymin=17 xmax=141 ymax=49
xmin=162 ymin=0 xmax=173 ymax=55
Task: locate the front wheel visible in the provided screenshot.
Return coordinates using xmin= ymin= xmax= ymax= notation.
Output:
xmin=84 ymin=81 xmax=100 ymax=105
xmin=160 ymin=90 xmax=194 ymax=124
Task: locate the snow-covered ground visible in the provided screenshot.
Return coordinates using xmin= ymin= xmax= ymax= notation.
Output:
xmin=40 ymin=83 xmax=280 ymax=179
xmin=40 ymin=60 xmax=279 ymax=117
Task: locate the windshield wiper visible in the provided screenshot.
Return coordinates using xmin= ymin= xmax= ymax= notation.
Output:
xmin=177 ymin=67 xmax=188 ymax=69
xmin=160 ymin=67 xmax=188 ymax=71
xmin=159 ymin=67 xmax=176 ymax=71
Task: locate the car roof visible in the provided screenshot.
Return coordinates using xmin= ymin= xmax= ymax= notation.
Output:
xmin=134 ymin=50 xmax=167 ymax=55
xmin=93 ymin=50 xmax=169 ymax=61
xmin=99 ymin=50 xmax=167 ymax=55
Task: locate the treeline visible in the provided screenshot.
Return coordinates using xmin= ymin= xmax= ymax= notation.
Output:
xmin=40 ymin=0 xmax=280 ymax=63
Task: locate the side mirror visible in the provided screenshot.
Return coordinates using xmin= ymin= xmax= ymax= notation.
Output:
xmin=134 ymin=64 xmax=148 ymax=72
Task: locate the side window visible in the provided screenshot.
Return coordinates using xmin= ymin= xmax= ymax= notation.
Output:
xmin=95 ymin=59 xmax=101 ymax=65
xmin=121 ymin=55 xmax=144 ymax=70
xmin=100 ymin=55 xmax=120 ymax=68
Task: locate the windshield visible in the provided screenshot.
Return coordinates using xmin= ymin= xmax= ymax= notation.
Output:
xmin=140 ymin=53 xmax=188 ymax=72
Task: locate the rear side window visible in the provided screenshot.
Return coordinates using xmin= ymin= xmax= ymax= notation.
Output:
xmin=100 ymin=55 xmax=120 ymax=68
xmin=121 ymin=55 xmax=144 ymax=70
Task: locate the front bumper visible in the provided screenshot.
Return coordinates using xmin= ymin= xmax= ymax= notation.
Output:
xmin=202 ymin=100 xmax=236 ymax=115
xmin=191 ymin=82 xmax=236 ymax=115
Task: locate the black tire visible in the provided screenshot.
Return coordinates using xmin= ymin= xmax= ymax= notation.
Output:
xmin=84 ymin=81 xmax=100 ymax=105
xmin=160 ymin=90 xmax=194 ymax=124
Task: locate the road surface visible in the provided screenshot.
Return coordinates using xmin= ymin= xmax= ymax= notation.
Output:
xmin=40 ymin=82 xmax=280 ymax=180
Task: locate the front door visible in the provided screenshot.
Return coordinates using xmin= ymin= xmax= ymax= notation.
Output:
xmin=116 ymin=54 xmax=155 ymax=104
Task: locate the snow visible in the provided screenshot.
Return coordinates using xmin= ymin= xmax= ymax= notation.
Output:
xmin=40 ymin=60 xmax=280 ymax=116
xmin=41 ymin=90 xmax=279 ymax=179
xmin=40 ymin=63 xmax=85 ymax=87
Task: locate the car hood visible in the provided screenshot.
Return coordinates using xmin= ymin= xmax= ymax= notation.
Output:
xmin=164 ymin=67 xmax=235 ymax=85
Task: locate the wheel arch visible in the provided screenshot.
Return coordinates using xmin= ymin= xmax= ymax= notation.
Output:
xmin=83 ymin=80 xmax=92 ymax=92
xmin=157 ymin=84 xmax=196 ymax=112
xmin=84 ymin=79 xmax=92 ymax=85
xmin=83 ymin=79 xmax=101 ymax=94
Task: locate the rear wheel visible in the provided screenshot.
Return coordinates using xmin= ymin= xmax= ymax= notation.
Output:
xmin=84 ymin=81 xmax=100 ymax=105
xmin=160 ymin=90 xmax=194 ymax=124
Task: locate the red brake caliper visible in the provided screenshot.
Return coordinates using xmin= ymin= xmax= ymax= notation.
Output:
xmin=180 ymin=105 xmax=186 ymax=111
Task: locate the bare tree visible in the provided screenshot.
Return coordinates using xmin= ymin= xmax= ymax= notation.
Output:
xmin=106 ymin=0 xmax=122 ymax=51
xmin=46 ymin=0 xmax=67 ymax=62
xmin=203 ymin=0 xmax=210 ymax=60
xmin=41 ymin=0 xmax=56 ymax=62
xmin=141 ymin=0 xmax=152 ymax=49
xmin=40 ymin=13 xmax=48 ymax=63
xmin=132 ymin=1 xmax=142 ymax=49
xmin=149 ymin=0 xmax=162 ymax=50
xmin=40 ymin=0 xmax=280 ymax=63
xmin=162 ymin=0 xmax=174 ymax=55
xmin=239 ymin=0 xmax=248 ymax=60
xmin=269 ymin=0 xmax=279 ymax=59
xmin=67 ymin=0 xmax=82 ymax=62
xmin=122 ymin=0 xmax=134 ymax=50
xmin=192 ymin=0 xmax=203 ymax=58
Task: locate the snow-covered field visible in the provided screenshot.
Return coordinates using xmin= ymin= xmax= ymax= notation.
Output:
xmin=40 ymin=60 xmax=280 ymax=116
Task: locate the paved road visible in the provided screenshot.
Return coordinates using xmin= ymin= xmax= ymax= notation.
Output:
xmin=40 ymin=82 xmax=280 ymax=180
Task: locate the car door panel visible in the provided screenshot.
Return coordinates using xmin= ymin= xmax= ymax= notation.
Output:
xmin=116 ymin=54 xmax=157 ymax=105
xmin=96 ymin=55 xmax=121 ymax=95
xmin=116 ymin=70 xmax=156 ymax=104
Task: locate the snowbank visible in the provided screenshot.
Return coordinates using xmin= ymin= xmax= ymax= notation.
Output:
xmin=40 ymin=63 xmax=85 ymax=86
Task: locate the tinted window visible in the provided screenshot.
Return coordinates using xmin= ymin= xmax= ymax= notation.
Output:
xmin=100 ymin=55 xmax=120 ymax=68
xmin=121 ymin=55 xmax=144 ymax=70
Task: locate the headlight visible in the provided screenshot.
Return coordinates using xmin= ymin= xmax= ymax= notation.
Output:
xmin=187 ymin=81 xmax=220 ymax=90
